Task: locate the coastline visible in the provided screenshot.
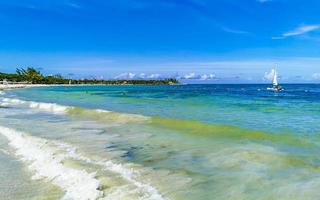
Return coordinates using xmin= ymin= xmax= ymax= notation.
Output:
xmin=0 ymin=83 xmax=182 ymax=90
xmin=0 ymin=84 xmax=27 ymax=90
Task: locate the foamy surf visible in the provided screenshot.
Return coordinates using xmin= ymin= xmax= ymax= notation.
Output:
xmin=1 ymin=97 xmax=26 ymax=104
xmin=58 ymin=146 xmax=168 ymax=200
xmin=0 ymin=148 xmax=11 ymax=156
xmin=0 ymin=126 xmax=167 ymax=200
xmin=68 ymin=155 xmax=168 ymax=200
xmin=0 ymin=126 xmax=103 ymax=200
xmin=101 ymin=161 xmax=167 ymax=200
xmin=29 ymin=101 xmax=69 ymax=114
xmin=0 ymin=97 xmax=150 ymax=123
xmin=54 ymin=141 xmax=167 ymax=200
xmin=0 ymin=98 xmax=69 ymax=114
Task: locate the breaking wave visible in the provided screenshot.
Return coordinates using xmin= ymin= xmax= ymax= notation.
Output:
xmin=0 ymin=126 xmax=167 ymax=200
xmin=0 ymin=126 xmax=102 ymax=200
xmin=0 ymin=97 xmax=149 ymax=123
xmin=1 ymin=98 xmax=68 ymax=114
xmin=100 ymin=161 xmax=166 ymax=200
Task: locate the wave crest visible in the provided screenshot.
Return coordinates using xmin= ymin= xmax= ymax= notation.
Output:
xmin=0 ymin=126 xmax=103 ymax=200
xmin=0 ymin=97 xmax=149 ymax=123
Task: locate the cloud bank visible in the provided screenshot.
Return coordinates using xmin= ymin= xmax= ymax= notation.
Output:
xmin=113 ymin=72 xmax=217 ymax=81
xmin=114 ymin=73 xmax=164 ymax=80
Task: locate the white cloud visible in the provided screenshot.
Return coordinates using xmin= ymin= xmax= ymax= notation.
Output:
xmin=312 ymin=73 xmax=320 ymax=80
xmin=273 ymin=25 xmax=320 ymax=39
xmin=200 ymin=73 xmax=216 ymax=80
xmin=264 ymin=69 xmax=276 ymax=81
xmin=284 ymin=25 xmax=320 ymax=37
xmin=222 ymin=27 xmax=249 ymax=35
xmin=138 ymin=73 xmax=146 ymax=79
xmin=147 ymin=74 xmax=161 ymax=79
xmin=114 ymin=72 xmax=164 ymax=80
xmin=179 ymin=73 xmax=217 ymax=80
xmin=181 ymin=73 xmax=199 ymax=79
xmin=114 ymin=72 xmax=137 ymax=80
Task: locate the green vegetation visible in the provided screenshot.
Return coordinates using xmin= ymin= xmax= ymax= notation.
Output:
xmin=0 ymin=67 xmax=179 ymax=85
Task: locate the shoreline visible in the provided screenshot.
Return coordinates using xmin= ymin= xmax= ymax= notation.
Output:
xmin=0 ymin=83 xmax=182 ymax=90
xmin=0 ymin=84 xmax=28 ymax=90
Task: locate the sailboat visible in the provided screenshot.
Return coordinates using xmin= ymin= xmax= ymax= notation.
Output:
xmin=267 ymin=69 xmax=283 ymax=92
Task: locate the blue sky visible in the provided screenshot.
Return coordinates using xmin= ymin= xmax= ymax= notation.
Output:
xmin=1 ymin=0 xmax=320 ymax=82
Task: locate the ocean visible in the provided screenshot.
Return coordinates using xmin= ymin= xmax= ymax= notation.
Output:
xmin=0 ymin=84 xmax=320 ymax=200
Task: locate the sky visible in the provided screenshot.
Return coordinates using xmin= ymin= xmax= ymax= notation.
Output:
xmin=1 ymin=0 xmax=320 ymax=83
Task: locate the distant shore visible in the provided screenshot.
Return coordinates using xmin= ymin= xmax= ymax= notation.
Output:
xmin=1 ymin=67 xmax=180 ymax=86
xmin=0 ymin=82 xmax=181 ymax=90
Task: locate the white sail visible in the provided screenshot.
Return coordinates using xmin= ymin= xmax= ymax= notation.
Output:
xmin=272 ymin=69 xmax=278 ymax=86
xmin=267 ymin=68 xmax=283 ymax=91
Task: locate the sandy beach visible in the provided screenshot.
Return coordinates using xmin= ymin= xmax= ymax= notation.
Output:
xmin=0 ymin=84 xmax=28 ymax=90
xmin=0 ymin=84 xmax=91 ymax=90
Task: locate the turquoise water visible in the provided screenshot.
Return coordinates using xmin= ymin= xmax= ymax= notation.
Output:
xmin=1 ymin=84 xmax=320 ymax=199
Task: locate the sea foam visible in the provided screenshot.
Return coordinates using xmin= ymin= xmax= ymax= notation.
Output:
xmin=101 ymin=161 xmax=167 ymax=200
xmin=2 ymin=98 xmax=26 ymax=104
xmin=55 ymin=143 xmax=167 ymax=200
xmin=0 ymin=98 xmax=69 ymax=114
xmin=55 ymin=141 xmax=167 ymax=200
xmin=0 ymin=97 xmax=150 ymax=123
xmin=0 ymin=126 xmax=167 ymax=200
xmin=0 ymin=126 xmax=103 ymax=200
xmin=61 ymin=149 xmax=167 ymax=200
xmin=29 ymin=101 xmax=69 ymax=114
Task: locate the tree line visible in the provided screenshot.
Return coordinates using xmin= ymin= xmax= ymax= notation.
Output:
xmin=0 ymin=67 xmax=179 ymax=85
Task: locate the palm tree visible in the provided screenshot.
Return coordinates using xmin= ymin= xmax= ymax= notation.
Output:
xmin=16 ymin=67 xmax=44 ymax=83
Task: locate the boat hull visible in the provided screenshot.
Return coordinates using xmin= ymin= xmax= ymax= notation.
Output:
xmin=267 ymin=86 xmax=284 ymax=92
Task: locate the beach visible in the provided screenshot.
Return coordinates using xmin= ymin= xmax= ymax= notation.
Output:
xmin=1 ymin=84 xmax=320 ymax=200
xmin=0 ymin=84 xmax=27 ymax=90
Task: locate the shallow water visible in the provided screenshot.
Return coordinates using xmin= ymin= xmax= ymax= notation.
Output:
xmin=0 ymin=84 xmax=320 ymax=199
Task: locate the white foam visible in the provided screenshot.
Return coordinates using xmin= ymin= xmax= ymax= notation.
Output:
xmin=0 ymin=102 xmax=9 ymax=107
xmin=29 ymin=101 xmax=69 ymax=114
xmin=0 ymin=148 xmax=11 ymax=156
xmin=56 ymin=144 xmax=167 ymax=200
xmin=2 ymin=98 xmax=27 ymax=104
xmin=0 ymin=97 xmax=150 ymax=123
xmin=0 ymin=126 xmax=103 ymax=200
xmin=0 ymin=98 xmax=69 ymax=114
xmin=0 ymin=98 xmax=112 ymax=116
xmin=0 ymin=126 xmax=167 ymax=200
xmin=1 ymin=98 xmax=26 ymax=107
xmin=51 ymin=139 xmax=166 ymax=199
xmin=101 ymin=161 xmax=167 ymax=200
xmin=0 ymin=91 xmax=5 ymax=95
xmin=95 ymin=109 xmax=111 ymax=113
